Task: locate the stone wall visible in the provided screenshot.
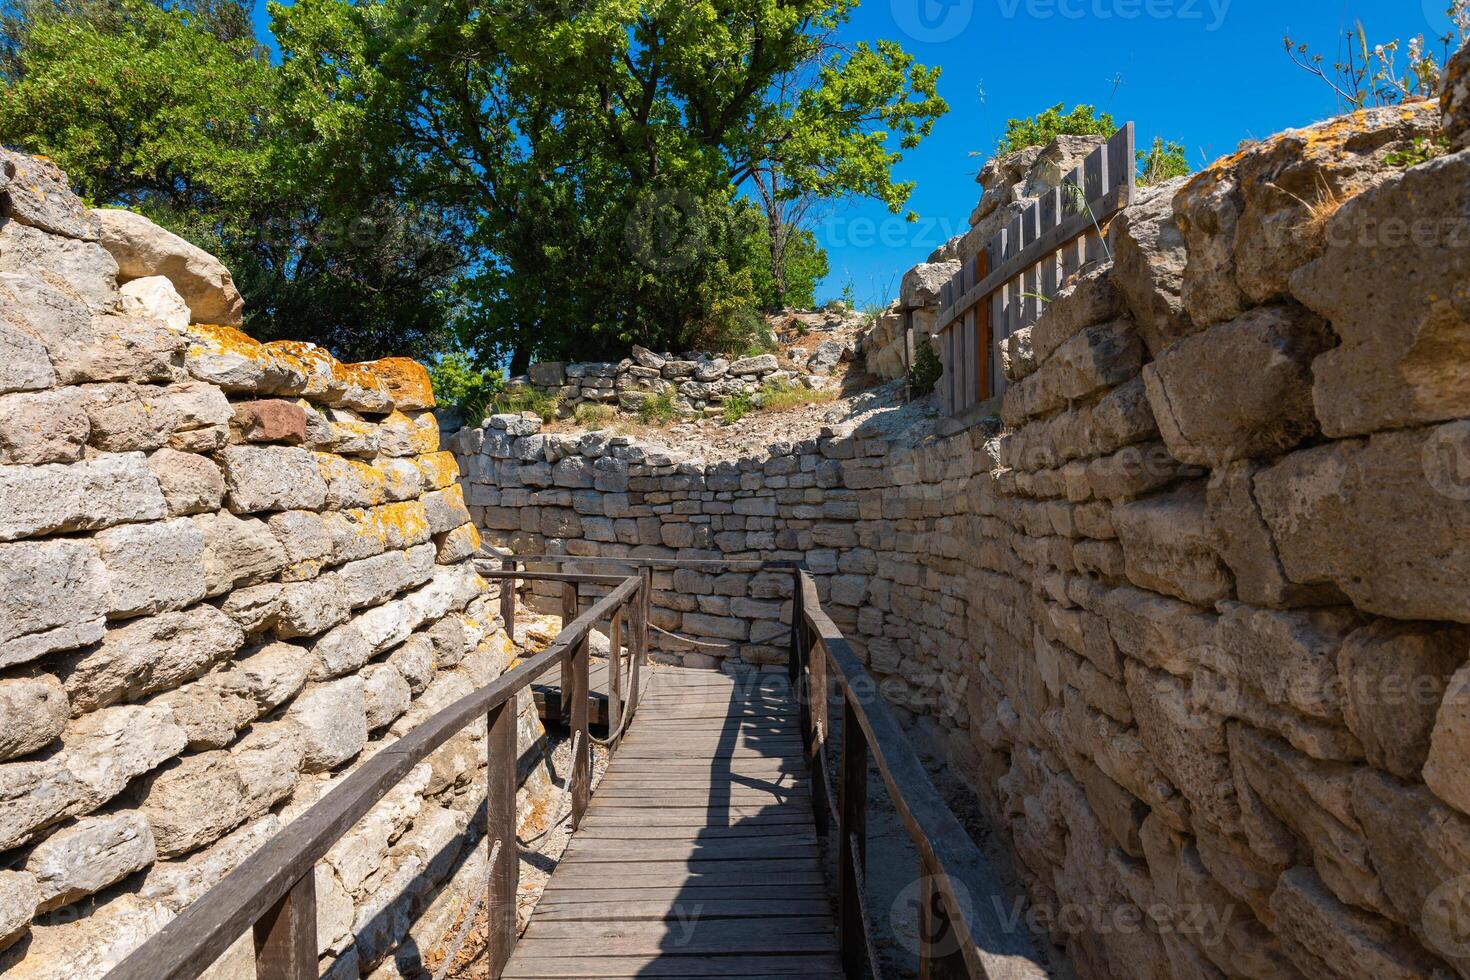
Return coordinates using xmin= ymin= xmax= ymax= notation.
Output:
xmin=0 ymin=150 xmax=552 ymax=980
xmin=523 ymin=332 xmax=853 ymax=420
xmin=456 ymin=103 xmax=1470 ymax=979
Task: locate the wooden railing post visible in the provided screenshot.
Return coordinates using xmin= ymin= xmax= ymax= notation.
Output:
xmin=608 ymin=607 xmax=623 ymax=747
xmin=560 ymin=582 xmax=578 ymax=723
xmin=253 ymin=869 xmax=316 ymax=980
xmin=485 ymin=698 xmax=518 ymax=979
xmin=788 ymin=569 xmax=804 ymax=683
xmin=629 ymin=579 xmax=646 ymax=725
xmin=838 ymin=695 xmax=868 ymax=980
xmin=919 ymin=863 xmax=969 ymax=980
xmin=570 ymin=630 xmax=591 ymax=829
xmin=809 ymin=632 xmax=830 ymax=840
xmin=499 ymin=556 xmax=516 ymax=642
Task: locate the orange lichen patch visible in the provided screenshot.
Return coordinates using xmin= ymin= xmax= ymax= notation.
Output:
xmin=186 ymin=322 xmax=264 ymax=356
xmin=329 ymin=500 xmax=432 ymax=553
xmin=358 ymin=357 xmax=436 ymax=411
xmin=416 ymin=451 xmax=461 ymax=490
xmin=263 ymin=340 xmax=336 ymax=399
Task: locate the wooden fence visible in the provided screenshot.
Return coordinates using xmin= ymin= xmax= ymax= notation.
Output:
xmin=935 ymin=123 xmax=1136 ymax=417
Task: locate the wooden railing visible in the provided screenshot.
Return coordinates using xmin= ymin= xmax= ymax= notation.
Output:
xmin=108 ymin=568 xmax=646 ymax=980
xmin=792 ymin=570 xmax=1047 ymax=980
xmin=934 ymin=123 xmax=1135 ymax=417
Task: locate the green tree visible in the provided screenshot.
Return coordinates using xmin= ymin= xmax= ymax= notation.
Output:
xmin=271 ymin=0 xmax=945 ymax=370
xmin=1137 ymin=136 xmax=1189 ymax=185
xmin=0 ymin=0 xmax=464 ymax=361
xmin=997 ymin=102 xmax=1116 ymax=155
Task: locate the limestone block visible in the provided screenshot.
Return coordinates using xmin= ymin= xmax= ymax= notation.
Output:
xmin=376 ymin=457 xmax=421 ymax=501
xmin=338 ymin=545 xmax=436 ymax=610
xmin=118 ymin=275 xmax=189 ymax=330
xmin=0 ymin=538 xmax=109 ymax=668
xmin=232 ymin=399 xmax=306 ymax=444
xmin=0 ymin=219 xmax=119 ymax=313
xmin=0 ymin=892 xmax=172 ymax=976
xmin=1229 ymin=725 xmax=1382 ymax=915
xmin=315 ymin=454 xmax=386 ymax=510
xmin=358 ymin=356 xmax=434 ymax=411
xmin=728 ymin=353 xmax=779 ymax=375
xmin=0 ymin=675 xmax=67 ymax=762
xmin=1143 ymin=304 xmax=1332 ymax=467
xmin=1 ymin=150 xmax=99 ymax=239
xmin=0 ymin=388 xmax=88 ymax=464
xmin=288 ymin=677 xmax=368 ymax=772
xmin=138 ymin=814 xmax=280 ymax=912
xmin=1292 ymin=148 xmax=1470 ymax=437
xmin=218 ymin=583 xmax=282 ymax=636
xmin=1425 ymin=663 xmax=1470 ymax=817
xmin=1123 ymin=661 xmax=1237 ymax=834
xmin=1030 ymin=265 xmax=1126 ymax=365
xmin=94 ymin=517 xmax=207 ymax=617
xmin=193 ymin=510 xmax=286 ymax=595
xmin=80 ymin=380 xmax=229 ymax=453
xmin=219 ymin=445 xmax=328 ymax=514
xmin=0 ymin=272 xmax=98 ymax=386
xmin=154 ymin=679 xmax=256 ymax=750
xmin=275 ymin=574 xmax=352 ymax=638
xmin=1269 ymin=866 xmax=1452 ymax=980
xmin=63 ymin=702 xmax=187 ymax=812
xmin=1107 ymin=176 xmax=1193 ymax=355
xmin=1112 ymin=485 xmax=1233 ymax=606
xmin=147 ymin=447 xmax=224 ymax=515
xmin=435 ymin=522 xmax=480 ymax=563
xmin=377 ymin=410 xmax=438 ymax=457
xmin=1205 ymin=460 xmax=1339 ymax=608
xmin=1254 ymin=423 xmax=1470 ymax=623
xmin=26 ymin=812 xmax=156 ymax=912
xmin=0 ymin=452 xmax=166 ymax=542
xmin=1214 ymin=603 xmax=1362 ymax=724
xmin=422 ymin=484 xmax=471 ymax=534
xmin=1336 ymin=619 xmax=1468 ymax=781
xmin=0 ymin=758 xmax=82 ymax=853
xmin=64 ymin=604 xmax=243 ymax=713
xmin=0 ymin=870 xmax=38 ymax=952
xmin=135 ymin=750 xmax=246 ymax=858
xmin=362 ymin=663 xmax=412 ymax=731
xmin=230 ymin=721 xmax=305 ymax=818
xmin=93 ymin=207 xmax=244 ymax=325
xmin=0 ymin=305 xmax=55 ymax=396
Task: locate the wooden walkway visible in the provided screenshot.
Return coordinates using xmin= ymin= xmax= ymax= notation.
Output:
xmin=531 ymin=657 xmax=613 ymax=726
xmin=502 ymin=667 xmax=842 ymax=979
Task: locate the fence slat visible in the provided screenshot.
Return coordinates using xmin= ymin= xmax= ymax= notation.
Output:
xmin=486 ymin=697 xmax=517 ymax=979
xmin=253 ymin=871 xmax=316 ymax=980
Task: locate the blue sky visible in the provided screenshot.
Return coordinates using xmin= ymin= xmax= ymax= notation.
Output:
xmin=251 ymin=0 xmax=1456 ymax=310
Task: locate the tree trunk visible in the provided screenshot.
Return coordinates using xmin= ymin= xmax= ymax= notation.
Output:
xmin=509 ymin=344 xmax=531 ymax=378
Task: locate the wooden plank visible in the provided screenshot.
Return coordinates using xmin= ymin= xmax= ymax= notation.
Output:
xmin=252 ymin=871 xmax=315 ymax=980
xmin=501 ymin=955 xmax=843 ymax=978
xmin=485 ymin=697 xmax=518 ymax=977
xmin=536 ymin=886 xmax=829 ymax=903
xmin=518 ymin=918 xmax=836 ymax=940
xmin=512 ymin=934 xmax=839 ymax=957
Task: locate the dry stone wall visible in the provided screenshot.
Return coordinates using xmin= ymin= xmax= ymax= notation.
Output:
xmin=0 ymin=149 xmax=551 ymax=980
xmin=457 ymin=103 xmax=1470 ymax=979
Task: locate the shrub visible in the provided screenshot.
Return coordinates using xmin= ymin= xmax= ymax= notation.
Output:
xmin=1285 ymin=9 xmax=1469 ymax=109
xmin=1137 ymin=137 xmax=1190 ymax=185
xmin=758 ymin=381 xmax=837 ymax=413
xmin=997 ymin=104 xmax=1116 ymax=155
xmin=722 ymin=392 xmax=754 ymax=425
xmin=486 ymin=385 xmax=560 ymax=423
xmin=638 ymin=391 xmax=681 ymax=426
xmin=908 ymin=341 xmax=943 ymax=396
xmin=428 ymin=351 xmax=501 ymax=423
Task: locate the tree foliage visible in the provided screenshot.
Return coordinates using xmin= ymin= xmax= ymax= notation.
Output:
xmin=996 ymin=102 xmax=1116 ymax=156
xmin=1137 ymin=136 xmax=1189 ymax=185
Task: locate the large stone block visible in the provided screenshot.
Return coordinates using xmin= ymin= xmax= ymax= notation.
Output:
xmin=219 ymin=445 xmax=328 ymax=514
xmin=1339 ymin=619 xmax=1468 ymax=781
xmin=0 ymin=388 xmax=88 ymax=464
xmin=0 ymin=219 xmax=119 ymax=313
xmin=0 ymin=869 xmax=38 ymax=952
xmin=275 ymin=574 xmax=352 ymax=639
xmin=1425 ymin=662 xmax=1470 ymax=817
xmin=1254 ymin=423 xmax=1470 ymax=623
xmin=0 ymin=675 xmax=68 ymax=762
xmin=287 ymin=678 xmax=368 ymax=772
xmin=94 ymin=517 xmax=207 ymax=618
xmin=0 ymin=538 xmax=109 ymax=668
xmin=1 ymin=150 xmax=99 ymax=239
xmin=137 ymin=750 xmax=246 ymax=858
xmin=314 ymin=453 xmax=386 ymax=510
xmin=1142 ymin=304 xmax=1332 ymax=467
xmin=1108 ymin=176 xmax=1193 ymax=355
xmin=1112 ymin=485 xmax=1233 ymax=606
xmin=26 ymin=812 xmax=156 ymax=912
xmin=1291 ymin=147 xmax=1470 ymax=437
xmin=63 ymin=702 xmax=187 ymax=813
xmin=93 ymin=207 xmax=244 ymax=325
xmin=193 ymin=510 xmax=286 ymax=596
xmin=0 ymin=452 xmax=166 ymax=542
xmin=63 ymin=603 xmax=244 ymax=712
xmin=1214 ymin=603 xmax=1361 ymax=724
xmin=147 ymin=447 xmax=224 ymax=516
